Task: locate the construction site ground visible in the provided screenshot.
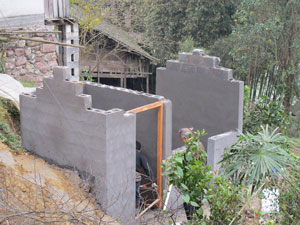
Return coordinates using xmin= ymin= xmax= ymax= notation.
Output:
xmin=0 ymin=141 xmax=120 ymax=225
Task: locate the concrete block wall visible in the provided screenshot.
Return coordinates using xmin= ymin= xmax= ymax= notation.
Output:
xmin=156 ymin=49 xmax=244 ymax=149
xmin=20 ymin=66 xmax=172 ymax=224
xmin=207 ymin=131 xmax=238 ymax=174
xmin=20 ymin=67 xmax=136 ymax=225
xmin=83 ymin=83 xmax=172 ymax=190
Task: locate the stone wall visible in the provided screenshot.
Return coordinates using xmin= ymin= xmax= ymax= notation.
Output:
xmin=4 ymin=25 xmax=58 ymax=84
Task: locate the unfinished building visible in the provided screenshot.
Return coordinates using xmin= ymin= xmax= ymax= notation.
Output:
xmin=20 ymin=50 xmax=243 ymax=224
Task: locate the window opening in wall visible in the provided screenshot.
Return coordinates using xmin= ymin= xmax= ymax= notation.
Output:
xmin=71 ymin=24 xmax=74 ymax=32
xmin=128 ymin=101 xmax=164 ymax=208
xmin=71 ymin=68 xmax=74 ymax=76
xmin=71 ymin=54 xmax=74 ymax=62
xmin=71 ymin=39 xmax=74 ymax=44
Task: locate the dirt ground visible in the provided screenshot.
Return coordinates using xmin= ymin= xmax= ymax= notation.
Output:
xmin=0 ymin=141 xmax=119 ymax=225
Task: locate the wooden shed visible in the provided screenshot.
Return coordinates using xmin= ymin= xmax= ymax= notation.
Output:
xmin=80 ymin=20 xmax=158 ymax=93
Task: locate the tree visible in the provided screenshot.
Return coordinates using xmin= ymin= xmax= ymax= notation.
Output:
xmin=210 ymin=0 xmax=300 ymax=114
xmin=146 ymin=0 xmax=239 ymax=65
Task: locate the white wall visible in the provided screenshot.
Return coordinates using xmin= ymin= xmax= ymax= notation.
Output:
xmin=0 ymin=0 xmax=44 ymax=18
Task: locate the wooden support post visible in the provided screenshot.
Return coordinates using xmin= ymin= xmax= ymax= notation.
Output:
xmin=156 ymin=103 xmax=163 ymax=208
xmin=128 ymin=101 xmax=164 ymax=208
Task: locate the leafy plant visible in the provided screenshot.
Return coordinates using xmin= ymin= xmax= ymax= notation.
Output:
xmin=204 ymin=176 xmax=245 ymax=225
xmin=162 ymin=130 xmax=212 ymax=211
xmin=0 ymin=121 xmax=21 ymax=151
xmin=278 ymin=162 xmax=300 ymax=224
xmin=0 ymin=42 xmax=6 ymax=73
xmin=221 ymin=125 xmax=293 ymax=192
xmin=210 ymin=0 xmax=300 ymax=114
xmin=243 ymin=96 xmax=289 ymax=134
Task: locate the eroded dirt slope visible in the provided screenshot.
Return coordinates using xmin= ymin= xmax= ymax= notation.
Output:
xmin=0 ymin=141 xmax=120 ymax=225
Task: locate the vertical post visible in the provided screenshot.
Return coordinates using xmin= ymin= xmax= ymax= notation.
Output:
xmin=120 ymin=77 xmax=124 ymax=88
xmin=146 ymin=75 xmax=149 ymax=93
xmin=124 ymin=76 xmax=127 ymax=89
xmin=157 ymin=103 xmax=163 ymax=208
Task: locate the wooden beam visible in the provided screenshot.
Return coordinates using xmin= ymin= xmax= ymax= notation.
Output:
xmin=128 ymin=101 xmax=164 ymax=208
xmin=0 ymin=35 xmax=84 ymax=48
xmin=135 ymin=198 xmax=160 ymax=220
xmin=128 ymin=101 xmax=163 ymax=114
xmin=157 ymin=103 xmax=163 ymax=208
xmin=0 ymin=31 xmax=62 ymax=34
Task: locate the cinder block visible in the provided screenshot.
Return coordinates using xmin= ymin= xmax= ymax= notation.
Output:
xmin=21 ymin=66 xmax=172 ymax=225
xmin=207 ymin=131 xmax=238 ymax=174
xmin=179 ymin=52 xmax=193 ymax=63
xmin=156 ymin=49 xmax=244 ymax=149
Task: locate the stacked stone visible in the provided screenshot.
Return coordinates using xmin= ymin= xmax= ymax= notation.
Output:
xmin=4 ymin=25 xmax=58 ymax=84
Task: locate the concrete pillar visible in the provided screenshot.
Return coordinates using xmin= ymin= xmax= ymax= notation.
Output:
xmin=58 ymin=23 xmax=79 ymax=81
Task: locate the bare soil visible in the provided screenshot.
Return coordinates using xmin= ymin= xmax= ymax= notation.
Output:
xmin=0 ymin=141 xmax=120 ymax=225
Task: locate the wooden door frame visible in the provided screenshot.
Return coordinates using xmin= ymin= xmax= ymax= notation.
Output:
xmin=128 ymin=101 xmax=164 ymax=208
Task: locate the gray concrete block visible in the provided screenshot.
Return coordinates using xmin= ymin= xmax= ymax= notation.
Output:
xmin=156 ymin=50 xmax=244 ymax=149
xmin=21 ymin=66 xmax=172 ymax=225
xmin=207 ymin=131 xmax=238 ymax=174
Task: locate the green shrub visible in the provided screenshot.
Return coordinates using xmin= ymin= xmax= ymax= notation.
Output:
xmin=221 ymin=126 xmax=293 ymax=192
xmin=278 ymin=163 xmax=300 ymax=224
xmin=204 ymin=176 xmax=245 ymax=225
xmin=0 ymin=121 xmax=21 ymax=151
xmin=243 ymin=96 xmax=289 ymax=134
xmin=162 ymin=129 xmax=211 ymax=211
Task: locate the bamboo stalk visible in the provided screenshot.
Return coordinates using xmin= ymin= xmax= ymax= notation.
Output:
xmin=0 ymin=35 xmax=84 ymax=48
xmin=0 ymin=30 xmax=62 ymax=34
xmin=135 ymin=198 xmax=160 ymax=220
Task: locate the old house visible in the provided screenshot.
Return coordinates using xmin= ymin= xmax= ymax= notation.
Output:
xmin=80 ymin=20 xmax=158 ymax=93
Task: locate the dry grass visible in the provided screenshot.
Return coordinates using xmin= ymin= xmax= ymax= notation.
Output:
xmin=0 ymin=141 xmax=120 ymax=225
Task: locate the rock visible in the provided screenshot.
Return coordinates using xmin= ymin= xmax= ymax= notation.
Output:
xmin=16 ymin=40 xmax=26 ymax=48
xmin=25 ymin=48 xmax=32 ymax=56
xmin=48 ymin=60 xmax=58 ymax=68
xmin=41 ymin=44 xmax=56 ymax=53
xmin=26 ymin=63 xmax=34 ymax=72
xmin=5 ymin=58 xmax=15 ymax=63
xmin=15 ymin=56 xmax=27 ymax=66
xmin=28 ymin=54 xmax=35 ymax=61
xmin=43 ymin=36 xmax=55 ymax=41
xmin=5 ymin=62 xmax=15 ymax=70
xmin=35 ymin=62 xmax=45 ymax=68
xmin=15 ymin=48 xmax=25 ymax=56
xmin=12 ymin=71 xmax=20 ymax=77
xmin=35 ymin=57 xmax=41 ymax=62
xmin=44 ymin=53 xmax=54 ymax=61
xmin=26 ymin=37 xmax=41 ymax=47
xmin=20 ymin=69 xmax=26 ymax=75
xmin=6 ymin=50 xmax=14 ymax=57
xmin=5 ymin=42 xmax=16 ymax=49
xmin=40 ymin=68 xmax=47 ymax=74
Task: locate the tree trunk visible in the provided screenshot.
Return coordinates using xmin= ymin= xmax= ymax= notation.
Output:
xmin=283 ymin=74 xmax=294 ymax=115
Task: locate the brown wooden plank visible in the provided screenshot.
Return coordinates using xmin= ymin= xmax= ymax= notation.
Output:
xmin=156 ymin=103 xmax=163 ymax=208
xmin=128 ymin=101 xmax=163 ymax=114
xmin=127 ymin=101 xmax=164 ymax=208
